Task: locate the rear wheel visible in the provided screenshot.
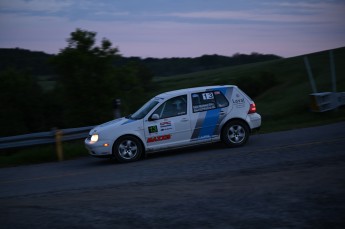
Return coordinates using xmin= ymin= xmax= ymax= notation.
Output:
xmin=113 ymin=136 xmax=143 ymax=163
xmin=221 ymin=120 xmax=249 ymax=147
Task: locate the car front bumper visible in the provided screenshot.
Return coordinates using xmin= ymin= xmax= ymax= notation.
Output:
xmin=84 ymin=138 xmax=112 ymax=158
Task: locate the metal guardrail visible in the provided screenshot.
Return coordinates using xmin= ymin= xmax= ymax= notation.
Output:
xmin=0 ymin=126 xmax=95 ymax=150
xmin=0 ymin=101 xmax=121 ymax=161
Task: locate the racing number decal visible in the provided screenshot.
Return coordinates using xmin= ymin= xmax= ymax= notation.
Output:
xmin=202 ymin=92 xmax=214 ymax=100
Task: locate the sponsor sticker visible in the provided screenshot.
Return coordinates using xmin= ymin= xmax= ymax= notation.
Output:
xmin=159 ymin=121 xmax=175 ymax=132
xmin=232 ymin=94 xmax=245 ymax=108
xmin=193 ymin=103 xmax=216 ymax=112
xmin=147 ymin=134 xmax=171 ymax=143
xmin=148 ymin=125 xmax=158 ymax=133
xmin=148 ymin=121 xmax=175 ymax=135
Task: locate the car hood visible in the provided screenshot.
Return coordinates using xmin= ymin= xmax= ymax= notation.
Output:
xmin=89 ymin=117 xmax=138 ymax=134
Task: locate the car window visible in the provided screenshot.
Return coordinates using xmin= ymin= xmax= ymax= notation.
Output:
xmin=130 ymin=98 xmax=161 ymax=119
xmin=152 ymin=95 xmax=187 ymax=119
xmin=214 ymin=91 xmax=229 ymax=108
xmin=192 ymin=91 xmax=228 ymax=113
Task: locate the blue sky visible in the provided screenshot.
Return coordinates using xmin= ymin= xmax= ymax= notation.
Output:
xmin=0 ymin=0 xmax=344 ymax=58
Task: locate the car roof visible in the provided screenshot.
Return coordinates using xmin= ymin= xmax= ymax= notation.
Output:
xmin=156 ymin=85 xmax=236 ymax=98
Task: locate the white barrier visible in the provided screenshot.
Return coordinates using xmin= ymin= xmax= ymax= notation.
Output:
xmin=310 ymin=92 xmax=345 ymax=112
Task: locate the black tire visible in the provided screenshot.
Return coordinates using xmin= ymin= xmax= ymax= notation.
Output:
xmin=221 ymin=120 xmax=249 ymax=147
xmin=113 ymin=136 xmax=143 ymax=163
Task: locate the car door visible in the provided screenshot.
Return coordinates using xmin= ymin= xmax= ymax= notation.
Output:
xmin=190 ymin=90 xmax=230 ymax=142
xmin=144 ymin=95 xmax=192 ymax=150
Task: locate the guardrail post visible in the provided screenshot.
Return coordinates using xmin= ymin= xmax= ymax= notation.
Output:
xmin=55 ymin=129 xmax=64 ymax=161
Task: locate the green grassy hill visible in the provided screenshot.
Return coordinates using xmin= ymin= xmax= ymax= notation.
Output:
xmin=152 ymin=47 xmax=345 ymax=132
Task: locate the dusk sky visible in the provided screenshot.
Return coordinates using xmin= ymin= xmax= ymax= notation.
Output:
xmin=0 ymin=0 xmax=344 ymax=58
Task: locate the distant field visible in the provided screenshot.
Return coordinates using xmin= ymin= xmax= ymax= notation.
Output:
xmin=153 ymin=47 xmax=345 ymax=132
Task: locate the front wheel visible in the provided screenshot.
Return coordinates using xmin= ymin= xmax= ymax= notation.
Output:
xmin=113 ymin=136 xmax=143 ymax=163
xmin=221 ymin=120 xmax=249 ymax=147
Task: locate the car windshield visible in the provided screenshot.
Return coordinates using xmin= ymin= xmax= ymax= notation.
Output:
xmin=129 ymin=98 xmax=161 ymax=120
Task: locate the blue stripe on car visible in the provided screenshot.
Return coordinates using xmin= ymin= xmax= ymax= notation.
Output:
xmin=198 ymin=108 xmax=221 ymax=138
xmin=191 ymin=87 xmax=230 ymax=140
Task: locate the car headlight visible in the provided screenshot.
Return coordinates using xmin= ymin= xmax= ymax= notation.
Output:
xmin=90 ymin=134 xmax=99 ymax=143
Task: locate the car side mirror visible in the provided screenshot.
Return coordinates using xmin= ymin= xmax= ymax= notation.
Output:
xmin=150 ymin=114 xmax=160 ymax=121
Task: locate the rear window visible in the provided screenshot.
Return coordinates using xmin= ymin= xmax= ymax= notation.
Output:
xmin=191 ymin=91 xmax=229 ymax=113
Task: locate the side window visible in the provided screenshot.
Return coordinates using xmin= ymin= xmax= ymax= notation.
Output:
xmin=214 ymin=91 xmax=229 ymax=108
xmin=192 ymin=92 xmax=216 ymax=112
xmin=152 ymin=95 xmax=187 ymax=119
xmin=192 ymin=91 xmax=229 ymax=113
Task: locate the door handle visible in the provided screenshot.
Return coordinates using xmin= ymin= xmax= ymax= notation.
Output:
xmin=181 ymin=118 xmax=189 ymax=122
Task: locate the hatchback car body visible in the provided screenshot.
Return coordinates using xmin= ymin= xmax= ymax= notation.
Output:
xmin=85 ymin=85 xmax=261 ymax=162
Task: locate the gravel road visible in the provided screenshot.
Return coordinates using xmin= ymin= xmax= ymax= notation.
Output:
xmin=1 ymin=122 xmax=345 ymax=229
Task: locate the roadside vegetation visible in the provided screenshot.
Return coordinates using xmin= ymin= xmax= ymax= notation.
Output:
xmin=0 ymin=28 xmax=344 ymax=167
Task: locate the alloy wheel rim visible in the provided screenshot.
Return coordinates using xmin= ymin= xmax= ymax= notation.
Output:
xmin=118 ymin=140 xmax=138 ymax=159
xmin=228 ymin=125 xmax=245 ymax=144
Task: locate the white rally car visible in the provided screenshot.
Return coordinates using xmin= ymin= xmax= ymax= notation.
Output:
xmin=85 ymin=85 xmax=261 ymax=162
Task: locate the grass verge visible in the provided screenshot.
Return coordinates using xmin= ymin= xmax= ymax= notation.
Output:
xmin=0 ymin=140 xmax=88 ymax=167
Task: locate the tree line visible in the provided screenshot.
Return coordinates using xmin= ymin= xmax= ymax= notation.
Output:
xmin=0 ymin=48 xmax=281 ymax=78
xmin=0 ymin=28 xmax=281 ymax=137
xmin=0 ymin=29 xmax=153 ymax=136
